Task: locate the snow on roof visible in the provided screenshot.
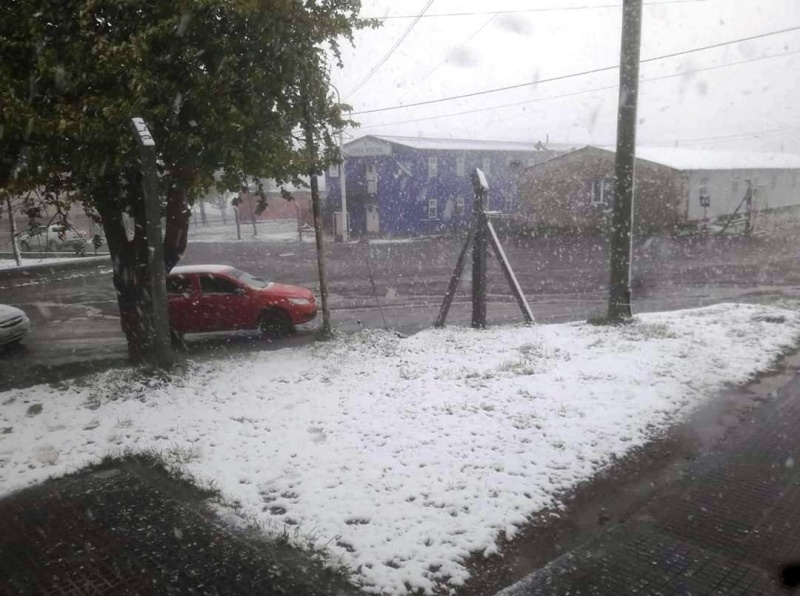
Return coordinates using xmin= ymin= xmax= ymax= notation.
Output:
xmin=601 ymin=146 xmax=800 ymax=171
xmin=368 ymin=135 xmax=548 ymax=153
xmin=169 ymin=264 xmax=236 ymax=276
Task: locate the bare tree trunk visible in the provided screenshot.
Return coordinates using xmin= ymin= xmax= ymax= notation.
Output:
xmin=4 ymin=192 xmax=22 ymax=266
xmin=199 ymin=198 xmax=208 ymax=225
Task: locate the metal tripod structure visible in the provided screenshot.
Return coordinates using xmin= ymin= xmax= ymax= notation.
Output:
xmin=434 ymin=168 xmax=534 ymax=329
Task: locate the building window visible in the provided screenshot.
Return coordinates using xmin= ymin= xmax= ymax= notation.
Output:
xmin=366 ymin=163 xmax=378 ymax=194
xmin=456 ymin=196 xmax=465 ymax=212
xmin=482 ymin=157 xmax=491 ymax=175
xmin=591 ymin=178 xmax=615 ymax=206
xmin=428 ymin=198 xmax=438 ymax=219
xmin=456 ymin=154 xmax=466 ymax=177
xmin=428 ymin=156 xmax=438 ymax=179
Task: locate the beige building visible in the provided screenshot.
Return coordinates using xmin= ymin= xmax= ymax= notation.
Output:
xmin=517 ymin=146 xmax=800 ymax=236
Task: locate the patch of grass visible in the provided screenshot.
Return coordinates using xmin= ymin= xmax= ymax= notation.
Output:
xmin=587 ymin=314 xmax=634 ymax=327
xmin=620 ymin=321 xmax=678 ymax=341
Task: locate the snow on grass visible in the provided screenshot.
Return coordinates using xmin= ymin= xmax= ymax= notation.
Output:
xmin=1 ymin=303 xmax=799 ymax=594
xmin=0 ymin=256 xmax=100 ymax=270
xmin=188 ymin=219 xmax=317 ymax=244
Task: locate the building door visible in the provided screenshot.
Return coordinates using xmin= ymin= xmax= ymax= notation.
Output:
xmin=366 ymin=203 xmax=380 ymax=234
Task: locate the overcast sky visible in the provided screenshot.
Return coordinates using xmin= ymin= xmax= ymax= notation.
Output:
xmin=329 ymin=0 xmax=800 ymax=153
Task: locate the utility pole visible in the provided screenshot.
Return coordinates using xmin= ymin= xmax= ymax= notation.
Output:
xmin=471 ymin=169 xmax=488 ymax=328
xmin=303 ymin=105 xmax=333 ymax=339
xmin=330 ymin=83 xmax=348 ymax=243
xmin=607 ymin=0 xmax=643 ymax=321
xmin=130 ymin=117 xmax=174 ymax=368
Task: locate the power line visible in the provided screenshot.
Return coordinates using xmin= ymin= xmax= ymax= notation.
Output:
xmin=397 ymin=13 xmax=500 ymax=102
xmin=648 ymin=126 xmax=800 ymax=146
xmin=358 ymin=48 xmax=800 ymax=130
xmin=351 ymin=24 xmax=800 ymax=115
xmin=346 ymin=0 xmax=436 ymax=98
xmin=360 ymin=0 xmax=704 ymax=20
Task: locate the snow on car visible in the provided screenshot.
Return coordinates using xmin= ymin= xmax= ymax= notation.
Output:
xmin=166 ymin=264 xmax=316 ymax=341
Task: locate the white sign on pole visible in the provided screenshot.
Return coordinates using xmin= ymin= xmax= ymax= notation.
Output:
xmin=131 ymin=117 xmax=155 ymax=147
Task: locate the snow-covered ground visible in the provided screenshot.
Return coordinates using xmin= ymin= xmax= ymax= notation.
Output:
xmin=1 ymin=303 xmax=799 ymax=594
xmin=188 ymin=218 xmax=316 ymax=244
xmin=0 ymin=257 xmax=96 ymax=270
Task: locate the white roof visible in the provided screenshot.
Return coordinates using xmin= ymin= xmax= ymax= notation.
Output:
xmin=169 ymin=264 xmax=236 ymax=276
xmin=602 ymin=146 xmax=800 ymax=171
xmin=369 ymin=135 xmax=547 ymax=153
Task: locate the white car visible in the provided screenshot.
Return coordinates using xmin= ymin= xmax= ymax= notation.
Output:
xmin=0 ymin=305 xmax=31 ymax=347
xmin=16 ymin=224 xmax=88 ymax=254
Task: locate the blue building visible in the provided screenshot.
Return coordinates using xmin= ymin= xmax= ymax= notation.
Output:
xmin=324 ymin=135 xmax=562 ymax=237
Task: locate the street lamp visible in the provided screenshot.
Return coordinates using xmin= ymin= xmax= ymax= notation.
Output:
xmin=330 ymin=83 xmax=348 ymax=243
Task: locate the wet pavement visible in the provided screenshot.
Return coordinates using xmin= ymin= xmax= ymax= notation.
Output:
xmin=3 ymin=234 xmax=800 ymax=392
xmin=0 ymin=457 xmax=361 ymax=596
xmin=499 ymin=355 xmax=800 ymax=596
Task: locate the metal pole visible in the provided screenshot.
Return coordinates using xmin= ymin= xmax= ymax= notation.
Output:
xmin=331 ymin=83 xmax=348 ymax=243
xmin=304 ymin=104 xmax=333 ymax=338
xmin=471 ymin=169 xmax=488 ymax=329
xmin=607 ymin=0 xmax=642 ymax=321
xmin=5 ymin=192 xmax=22 ymax=266
xmin=130 ymin=117 xmax=174 ymax=368
xmin=233 ymin=205 xmax=241 ymax=240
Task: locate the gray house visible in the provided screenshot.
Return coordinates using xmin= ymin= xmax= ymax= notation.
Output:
xmin=518 ymin=146 xmax=800 ymax=235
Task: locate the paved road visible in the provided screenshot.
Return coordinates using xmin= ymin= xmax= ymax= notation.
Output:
xmin=1 ymin=233 xmax=799 ymax=388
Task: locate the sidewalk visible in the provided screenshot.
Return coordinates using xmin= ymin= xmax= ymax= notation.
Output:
xmin=0 ymin=457 xmax=361 ymax=595
xmin=500 ymin=362 xmax=800 ymax=595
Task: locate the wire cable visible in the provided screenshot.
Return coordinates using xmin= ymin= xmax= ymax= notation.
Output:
xmin=357 ymin=48 xmax=800 ymax=130
xmin=346 ymin=0 xmax=436 ymax=98
xmin=361 ymin=0 xmax=705 ymax=20
xmin=350 ymin=24 xmax=800 ymax=115
xmin=398 ymin=12 xmax=500 ymax=102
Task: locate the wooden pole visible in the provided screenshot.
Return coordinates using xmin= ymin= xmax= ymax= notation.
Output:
xmin=434 ymin=224 xmax=476 ymax=328
xmin=304 ymin=105 xmax=333 ymax=339
xmin=607 ymin=0 xmax=643 ymax=321
xmin=471 ymin=169 xmax=488 ymax=328
xmin=486 ymin=219 xmax=534 ymax=324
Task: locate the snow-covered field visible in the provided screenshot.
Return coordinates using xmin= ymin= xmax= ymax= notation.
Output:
xmin=1 ymin=304 xmax=798 ymax=594
xmin=0 ymin=257 xmax=94 ymax=270
xmin=188 ymin=218 xmax=316 ymax=244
